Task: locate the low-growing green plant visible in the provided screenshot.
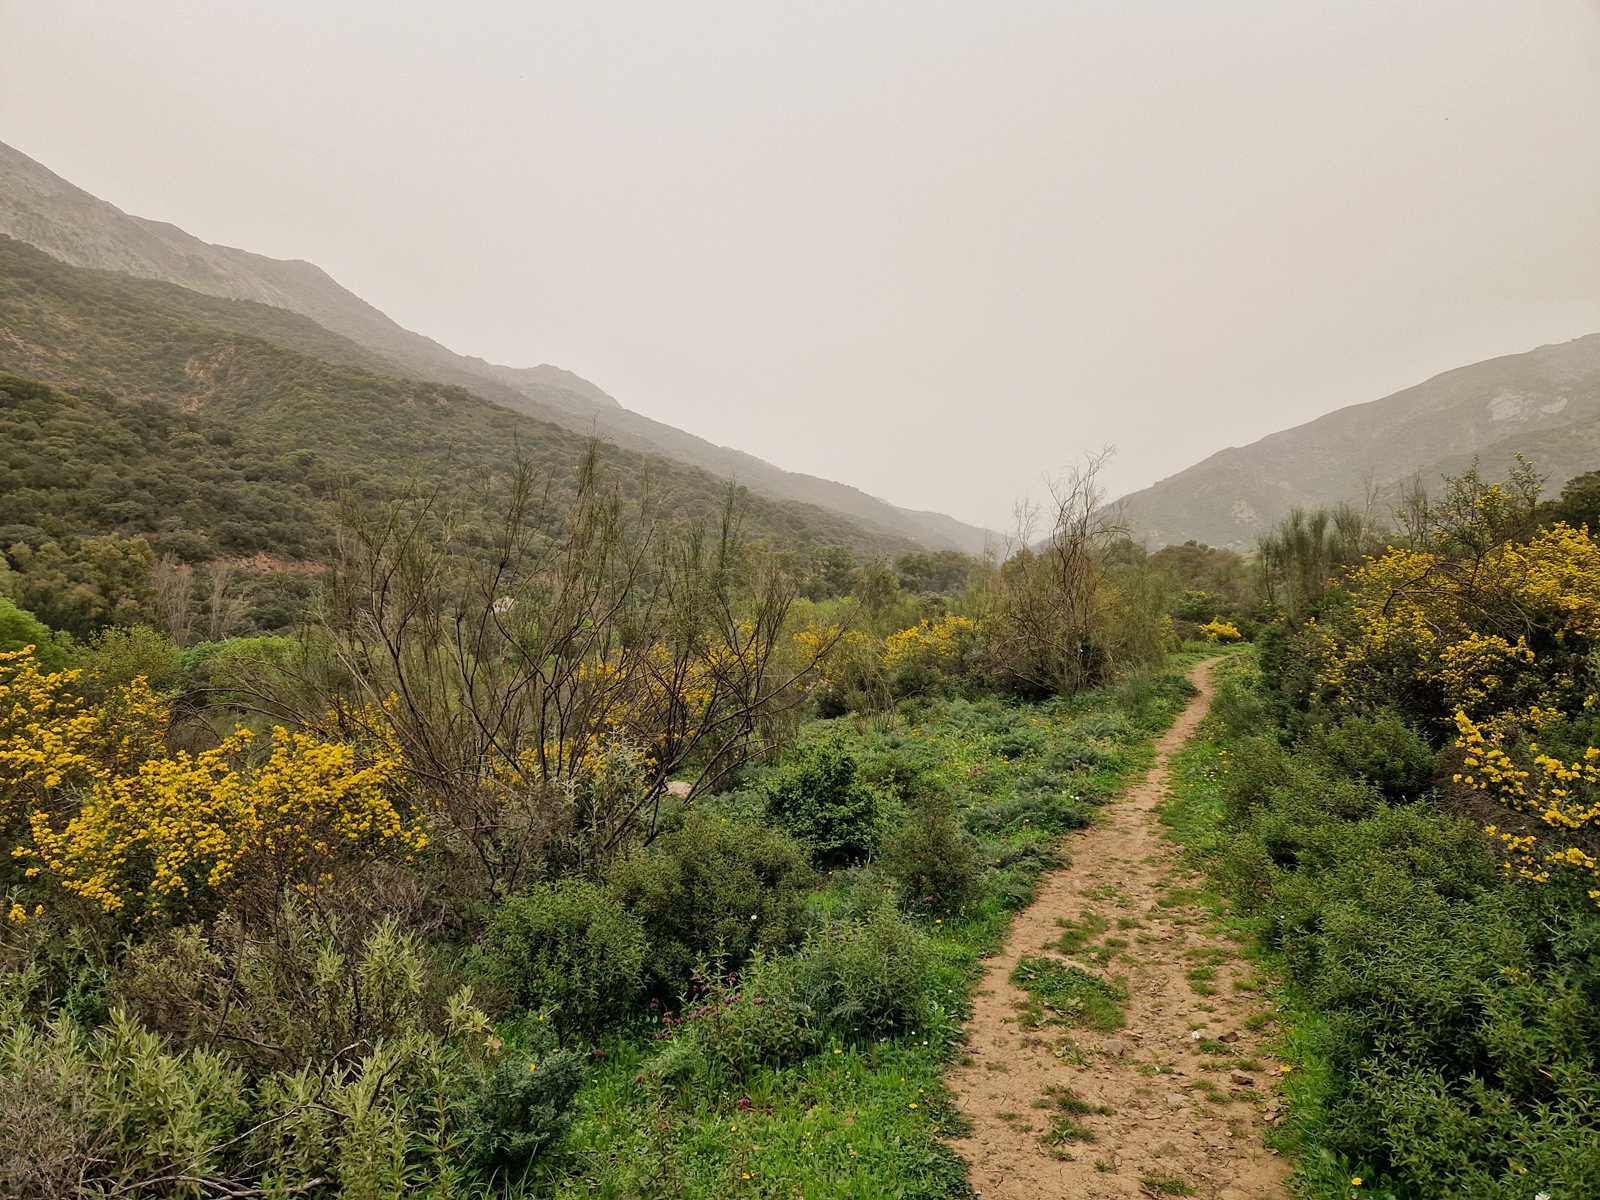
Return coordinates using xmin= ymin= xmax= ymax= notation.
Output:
xmin=1140 ymin=1166 xmax=1197 ymax=1194
xmin=877 ymin=788 xmax=982 ymax=914
xmin=481 ymin=881 xmax=646 ymax=1040
xmin=1034 ymin=1083 xmax=1114 ymax=1152
xmin=607 ymin=810 xmax=812 ymax=994
xmin=964 ymin=789 xmax=1091 ymax=837
xmin=464 ymin=1051 xmax=590 ymax=1174
xmin=1304 ymin=712 xmax=1436 ymax=800
xmin=786 ymin=901 xmax=935 ymax=1040
xmin=650 ymin=953 xmax=819 ymax=1082
xmin=1054 ymin=911 xmax=1110 ymax=954
xmin=1010 ymin=956 xmax=1127 ymax=1031
xmin=1166 ymin=653 xmax=1600 ymax=1198
xmin=764 ymin=732 xmax=881 ymax=865
xmin=1042 ymin=739 xmax=1107 ymax=772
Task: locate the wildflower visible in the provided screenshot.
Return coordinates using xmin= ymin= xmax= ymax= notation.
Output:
xmin=529 ymin=1061 xmax=538 ymax=1072
xmin=834 ymin=1048 xmax=843 ymax=1054
xmin=909 ymin=1103 xmax=918 ymax=1109
xmin=1350 ymin=1179 xmax=1362 ymax=1187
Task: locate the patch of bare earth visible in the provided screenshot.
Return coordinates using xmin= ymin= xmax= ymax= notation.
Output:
xmin=946 ymin=659 xmax=1289 ymax=1200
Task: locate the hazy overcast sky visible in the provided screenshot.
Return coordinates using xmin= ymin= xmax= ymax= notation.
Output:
xmin=2 ymin=1 xmax=1598 ymax=529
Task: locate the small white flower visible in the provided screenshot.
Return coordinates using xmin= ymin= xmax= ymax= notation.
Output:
xmin=1535 ymin=1193 xmax=1551 ymax=1200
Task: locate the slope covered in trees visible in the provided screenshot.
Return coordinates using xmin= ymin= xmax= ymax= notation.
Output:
xmin=0 ymin=139 xmax=993 ymax=554
xmin=0 ymin=232 xmax=934 ymax=614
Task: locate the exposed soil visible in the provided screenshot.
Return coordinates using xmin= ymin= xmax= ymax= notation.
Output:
xmin=946 ymin=659 xmax=1290 ymax=1200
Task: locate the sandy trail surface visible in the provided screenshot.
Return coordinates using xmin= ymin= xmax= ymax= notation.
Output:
xmin=945 ymin=659 xmax=1289 ymax=1200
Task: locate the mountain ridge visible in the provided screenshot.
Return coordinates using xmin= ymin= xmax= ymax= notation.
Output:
xmin=0 ymin=139 xmax=993 ymax=555
xmin=1115 ymin=332 xmax=1600 ymax=549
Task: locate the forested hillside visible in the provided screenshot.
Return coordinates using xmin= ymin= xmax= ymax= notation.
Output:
xmin=0 ymin=235 xmax=942 ymax=624
xmin=0 ymin=140 xmax=993 ymax=555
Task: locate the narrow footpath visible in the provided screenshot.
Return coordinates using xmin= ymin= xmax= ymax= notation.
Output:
xmin=946 ymin=659 xmax=1289 ymax=1200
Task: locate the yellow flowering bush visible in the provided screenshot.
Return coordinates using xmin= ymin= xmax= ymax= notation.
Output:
xmin=1316 ymin=524 xmax=1600 ymax=721
xmin=1 ymin=646 xmax=425 ymax=919
xmin=1456 ymin=710 xmax=1600 ymax=900
xmin=0 ymin=648 xmax=166 ymax=828
xmin=1196 ymin=618 xmax=1242 ymax=643
xmin=882 ymin=615 xmax=979 ymax=674
xmin=796 ymin=625 xmax=882 ymax=698
xmin=1300 ymin=515 xmax=1600 ymax=904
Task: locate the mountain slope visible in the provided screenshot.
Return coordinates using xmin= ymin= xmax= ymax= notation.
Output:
xmin=0 ymin=234 xmax=917 ymax=562
xmin=0 ymin=139 xmax=991 ymax=554
xmin=1116 ymin=333 xmax=1600 ymax=549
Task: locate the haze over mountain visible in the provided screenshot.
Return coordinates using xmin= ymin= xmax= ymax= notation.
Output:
xmin=1117 ymin=332 xmax=1600 ymax=550
xmin=0 ymin=139 xmax=992 ymax=556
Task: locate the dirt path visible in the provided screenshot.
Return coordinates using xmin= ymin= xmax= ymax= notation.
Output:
xmin=946 ymin=658 xmax=1289 ymax=1200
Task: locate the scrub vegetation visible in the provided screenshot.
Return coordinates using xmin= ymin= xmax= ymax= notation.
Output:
xmin=1162 ymin=461 xmax=1600 ymax=1199
xmin=0 ymin=353 xmax=1185 ymax=1196
xmin=4 ymin=226 xmax=1599 ymax=1199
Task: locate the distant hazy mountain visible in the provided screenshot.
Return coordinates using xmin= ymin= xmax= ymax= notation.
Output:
xmin=1116 ymin=333 xmax=1600 ymax=550
xmin=0 ymin=139 xmax=993 ymax=555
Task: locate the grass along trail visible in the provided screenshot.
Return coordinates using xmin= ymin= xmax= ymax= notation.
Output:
xmin=945 ymin=659 xmax=1289 ymax=1200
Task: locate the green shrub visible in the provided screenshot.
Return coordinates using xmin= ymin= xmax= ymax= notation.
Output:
xmin=855 ymin=742 xmax=938 ymax=801
xmin=785 ymin=901 xmax=933 ymax=1039
xmin=79 ymin=625 xmax=180 ymax=694
xmin=1065 ymin=713 xmax=1131 ymax=741
xmin=764 ymin=732 xmax=881 ymax=865
xmin=991 ymin=728 xmax=1044 ymax=759
xmin=1216 ymin=735 xmax=1296 ymax=823
xmin=1042 ymin=740 xmax=1107 ymax=772
xmin=662 ymin=953 xmax=820 ymax=1081
xmin=465 ymin=1052 xmax=589 ymax=1173
xmin=607 ymin=811 xmax=812 ymax=994
xmin=964 ymin=790 xmax=1091 ymax=837
xmin=877 ymin=790 xmax=981 ymax=914
xmin=1201 ymin=704 xmax=1600 ymax=1195
xmin=482 ymin=882 xmax=646 ymax=1040
xmin=0 ymin=595 xmax=73 ymax=670
xmin=0 ymin=1003 xmax=247 ymax=1198
xmin=1206 ymin=672 xmax=1275 ymax=742
xmin=1117 ymin=670 xmax=1199 ymax=730
xmin=1306 ymin=712 xmax=1437 ymax=800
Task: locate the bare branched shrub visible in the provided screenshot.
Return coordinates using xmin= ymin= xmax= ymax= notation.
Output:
xmin=203 ymin=562 xmax=250 ymax=644
xmin=151 ymin=553 xmax=195 ymax=648
xmin=981 ymin=451 xmax=1129 ymax=694
xmin=246 ymin=445 xmax=842 ymax=891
